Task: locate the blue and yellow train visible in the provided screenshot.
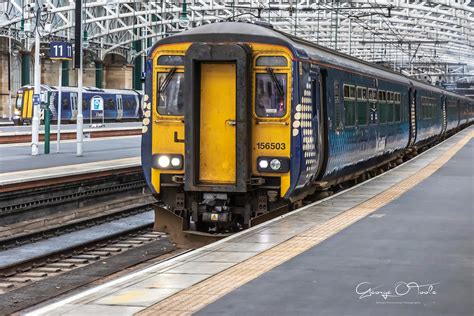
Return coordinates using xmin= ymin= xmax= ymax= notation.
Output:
xmin=13 ymin=85 xmax=142 ymax=125
xmin=141 ymin=22 xmax=473 ymax=233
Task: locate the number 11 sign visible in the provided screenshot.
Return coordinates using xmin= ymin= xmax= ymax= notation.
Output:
xmin=49 ymin=42 xmax=73 ymax=60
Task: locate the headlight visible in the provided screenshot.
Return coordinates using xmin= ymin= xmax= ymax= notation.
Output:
xmin=171 ymin=157 xmax=181 ymax=167
xmin=158 ymin=156 xmax=170 ymax=168
xmin=270 ymin=159 xmax=281 ymax=171
xmin=257 ymin=157 xmax=289 ymax=173
xmin=259 ymin=159 xmax=269 ymax=169
xmin=153 ymin=154 xmax=183 ymax=170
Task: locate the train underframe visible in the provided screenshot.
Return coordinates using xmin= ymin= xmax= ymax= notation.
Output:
xmin=156 ymin=180 xmax=290 ymax=234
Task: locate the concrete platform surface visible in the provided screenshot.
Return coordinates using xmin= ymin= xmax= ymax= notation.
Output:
xmin=0 ymin=122 xmax=141 ymax=136
xmin=22 ymin=127 xmax=473 ymax=316
xmin=0 ymin=136 xmax=140 ymax=174
xmin=199 ymin=139 xmax=473 ymax=316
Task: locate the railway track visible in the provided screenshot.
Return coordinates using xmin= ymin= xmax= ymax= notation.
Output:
xmin=0 ymin=225 xmax=161 ymax=288
xmin=0 ymin=225 xmax=179 ymax=315
xmin=0 ymin=167 xmax=151 ymax=241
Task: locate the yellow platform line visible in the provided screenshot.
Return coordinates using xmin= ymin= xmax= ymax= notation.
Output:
xmin=137 ymin=132 xmax=473 ymax=316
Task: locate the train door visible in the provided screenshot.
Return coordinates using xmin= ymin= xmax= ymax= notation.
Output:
xmin=116 ymin=95 xmax=123 ymax=120
xmin=456 ymin=100 xmax=461 ymax=128
xmin=440 ymin=95 xmax=447 ymax=135
xmin=408 ymin=87 xmax=417 ymax=147
xmin=199 ymin=63 xmax=237 ymax=184
xmin=310 ymin=66 xmax=325 ymax=180
xmin=70 ymin=93 xmax=78 ymax=119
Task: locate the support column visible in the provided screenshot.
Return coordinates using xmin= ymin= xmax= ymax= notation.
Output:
xmin=62 ymin=60 xmax=69 ymax=86
xmin=132 ymin=40 xmax=142 ymax=91
xmin=21 ymin=52 xmax=31 ymax=86
xmin=95 ymin=61 xmax=103 ymax=88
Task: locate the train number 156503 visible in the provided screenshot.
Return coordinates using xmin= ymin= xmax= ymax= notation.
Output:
xmin=256 ymin=142 xmax=286 ymax=150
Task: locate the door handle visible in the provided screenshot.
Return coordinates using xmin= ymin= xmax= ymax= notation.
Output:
xmin=226 ymin=119 xmax=236 ymax=126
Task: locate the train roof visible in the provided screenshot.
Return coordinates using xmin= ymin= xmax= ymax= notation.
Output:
xmin=154 ymin=21 xmax=471 ymax=102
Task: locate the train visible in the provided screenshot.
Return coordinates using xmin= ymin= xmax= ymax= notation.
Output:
xmin=13 ymin=84 xmax=142 ymax=125
xmin=141 ymin=22 xmax=474 ymax=234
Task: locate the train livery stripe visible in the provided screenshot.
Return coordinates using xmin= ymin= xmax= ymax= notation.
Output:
xmin=137 ymin=130 xmax=473 ymax=315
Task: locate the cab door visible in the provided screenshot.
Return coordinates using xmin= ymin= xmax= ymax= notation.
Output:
xmin=198 ymin=63 xmax=237 ymax=184
xmin=22 ymin=89 xmax=32 ymax=120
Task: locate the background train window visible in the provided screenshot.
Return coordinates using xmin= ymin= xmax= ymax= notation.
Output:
xmin=255 ymin=73 xmax=287 ymax=117
xmin=83 ymin=98 xmax=90 ymax=112
xmin=256 ymin=56 xmax=288 ymax=67
xmin=157 ymin=72 xmax=184 ymax=116
xmin=106 ymin=98 xmax=115 ymax=110
xmin=62 ymin=98 xmax=69 ymax=108
xmin=157 ymin=55 xmax=184 ymax=66
xmin=16 ymin=95 xmax=23 ymax=109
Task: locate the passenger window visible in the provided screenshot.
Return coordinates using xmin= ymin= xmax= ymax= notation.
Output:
xmin=356 ymin=87 xmax=368 ymax=126
xmin=368 ymin=89 xmax=377 ymax=101
xmin=356 ymin=87 xmax=367 ymax=101
xmin=157 ymin=72 xmax=184 ymax=116
xmin=387 ymin=102 xmax=394 ymax=123
xmin=255 ymin=73 xmax=287 ymax=118
xmin=378 ymin=91 xmax=386 ymax=123
xmin=343 ymin=85 xmax=356 ymax=127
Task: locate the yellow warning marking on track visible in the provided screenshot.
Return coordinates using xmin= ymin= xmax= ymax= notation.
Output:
xmin=137 ymin=132 xmax=473 ymax=316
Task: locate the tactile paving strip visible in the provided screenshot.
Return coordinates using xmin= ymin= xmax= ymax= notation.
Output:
xmin=137 ymin=131 xmax=473 ymax=316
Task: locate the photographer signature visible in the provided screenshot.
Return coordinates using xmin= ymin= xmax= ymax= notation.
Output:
xmin=355 ymin=281 xmax=438 ymax=300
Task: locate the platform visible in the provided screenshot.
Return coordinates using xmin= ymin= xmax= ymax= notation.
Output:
xmin=24 ymin=127 xmax=473 ymax=316
xmin=0 ymin=136 xmax=140 ymax=187
xmin=0 ymin=122 xmax=142 ymax=144
xmin=0 ymin=122 xmax=140 ymax=135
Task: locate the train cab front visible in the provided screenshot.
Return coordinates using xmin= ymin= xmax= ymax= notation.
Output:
xmin=146 ymin=40 xmax=292 ymax=233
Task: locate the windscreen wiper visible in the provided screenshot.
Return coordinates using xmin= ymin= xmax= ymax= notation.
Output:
xmin=266 ymin=67 xmax=284 ymax=97
xmin=158 ymin=67 xmax=177 ymax=94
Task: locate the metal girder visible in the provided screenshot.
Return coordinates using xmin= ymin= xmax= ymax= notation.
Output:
xmin=0 ymin=0 xmax=472 ymax=83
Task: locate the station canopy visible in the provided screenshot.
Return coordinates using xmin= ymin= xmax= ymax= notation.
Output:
xmin=0 ymin=0 xmax=473 ymax=85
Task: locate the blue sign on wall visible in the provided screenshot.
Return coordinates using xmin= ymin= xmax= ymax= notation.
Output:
xmin=49 ymin=42 xmax=73 ymax=60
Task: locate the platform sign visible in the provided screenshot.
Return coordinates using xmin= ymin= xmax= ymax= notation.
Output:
xmin=49 ymin=42 xmax=73 ymax=60
xmin=91 ymin=96 xmax=104 ymax=111
xmin=90 ymin=95 xmax=105 ymax=125
xmin=33 ymin=94 xmax=40 ymax=106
